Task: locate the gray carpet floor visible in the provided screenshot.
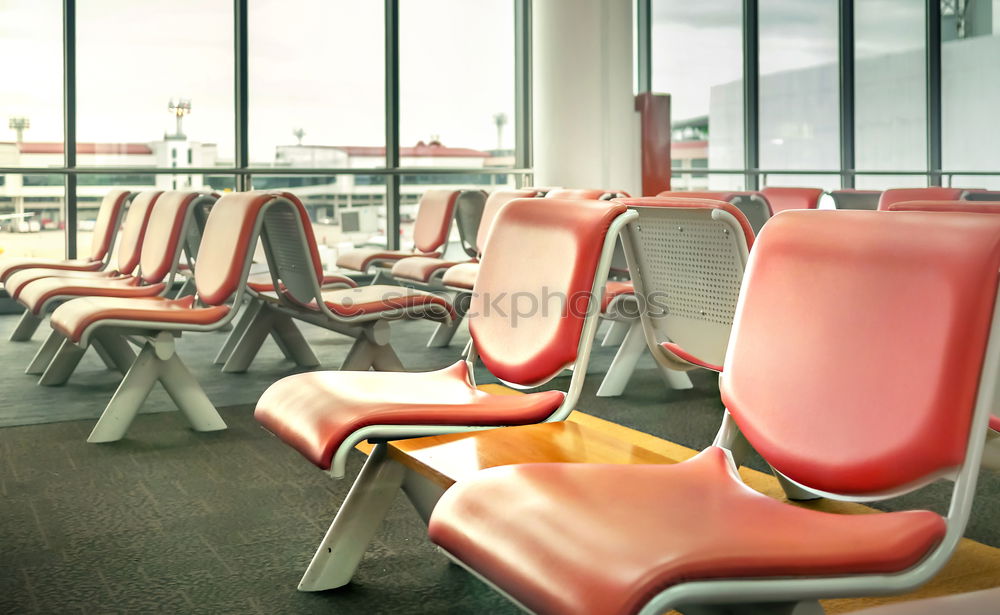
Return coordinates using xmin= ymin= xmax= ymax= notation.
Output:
xmin=0 ymin=312 xmax=997 ymax=614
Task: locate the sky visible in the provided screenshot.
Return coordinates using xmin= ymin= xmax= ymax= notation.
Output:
xmin=651 ymin=0 xmax=928 ymax=121
xmin=0 ymin=0 xmax=515 ymax=162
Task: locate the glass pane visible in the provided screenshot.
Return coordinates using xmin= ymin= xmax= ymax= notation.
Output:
xmin=399 ymin=174 xmax=517 ymax=258
xmin=941 ymin=4 xmax=1000 ymax=171
xmin=250 ymin=175 xmax=386 ymax=264
xmin=76 ymin=0 xmax=234 ymax=166
xmin=949 ymin=175 xmax=1000 ymax=191
xmin=759 ymin=1 xmax=839 ymax=170
xmin=400 ymin=0 xmax=515 ymax=166
xmin=855 ymin=0 xmax=926 ymax=171
xmin=669 ymin=171 xmax=745 ymax=192
xmin=250 ymin=1 xmax=385 ymax=168
xmin=0 ymin=174 xmax=65 ymax=259
xmin=854 ymin=175 xmax=928 ymax=190
xmin=761 ymin=173 xmax=840 ymax=192
xmin=652 ymin=0 xmax=744 ymax=169
xmin=0 ymin=0 xmax=63 ymax=167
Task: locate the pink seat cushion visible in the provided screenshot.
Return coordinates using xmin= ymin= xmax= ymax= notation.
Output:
xmin=429 ymin=447 xmax=946 ymax=615
xmin=391 ymin=256 xmax=466 ymax=283
xmin=990 ymin=415 xmax=999 ymax=433
xmin=5 ymin=268 xmax=125 ymax=300
xmin=337 ymin=248 xmax=439 ymax=273
xmin=661 ymin=341 xmax=723 ymax=372
xmin=18 ymin=276 xmax=165 ymax=314
xmin=442 ymin=262 xmax=479 ymax=290
xmin=50 ymin=295 xmax=231 ymax=343
xmin=245 ymin=272 xmax=356 ymax=293
xmin=0 ymin=258 xmax=101 ymax=283
xmin=313 ymin=284 xmax=457 ymax=321
xmin=255 ymin=361 xmax=565 ymax=470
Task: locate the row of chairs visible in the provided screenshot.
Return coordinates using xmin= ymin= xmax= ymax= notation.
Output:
xmin=1 ymin=188 xmax=997 ymax=612
xmin=251 ymin=194 xmax=1000 ymax=613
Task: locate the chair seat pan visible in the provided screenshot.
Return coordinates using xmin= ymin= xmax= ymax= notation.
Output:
xmin=601 ymin=280 xmax=635 ymax=313
xmin=660 ymin=341 xmax=723 ymax=372
xmin=5 ymin=268 xmax=127 ymax=300
xmin=0 ymin=258 xmax=101 ymax=283
xmin=391 ymin=256 xmax=468 ymax=283
xmin=336 ymin=248 xmax=440 ymax=273
xmin=51 ymin=295 xmax=230 ymax=343
xmin=246 ymin=272 xmax=357 ymax=293
xmin=19 ymin=276 xmax=165 ymax=314
xmin=312 ymin=284 xmax=457 ymax=321
xmin=254 ymin=361 xmax=565 ymax=470
xmin=990 ymin=414 xmax=999 ymax=432
xmin=442 ymin=262 xmax=479 ymax=290
xmin=428 ymin=447 xmax=946 ymax=615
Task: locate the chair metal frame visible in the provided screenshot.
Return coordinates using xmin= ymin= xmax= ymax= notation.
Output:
xmin=290 ymin=206 xmax=638 ymax=593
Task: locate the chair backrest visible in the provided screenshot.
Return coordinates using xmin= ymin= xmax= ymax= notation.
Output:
xmin=412 ymin=189 xmax=461 ymax=254
xmin=194 ymin=191 xmax=302 ymax=306
xmin=475 ymin=189 xmax=542 ymax=257
xmin=87 ymin=189 xmax=132 ymax=262
xmin=721 ymin=210 xmax=1000 ymax=496
xmin=113 ymin=190 xmax=162 ymax=275
xmin=545 ymin=188 xmax=629 ymax=200
xmin=469 ymin=198 xmax=628 ymax=386
xmin=452 ymin=190 xmax=489 ymax=258
xmin=760 ymin=187 xmax=823 ymax=213
xmin=828 ymin=189 xmax=881 ymax=210
xmin=617 ymin=197 xmax=754 ymax=370
xmin=182 ymin=195 xmax=216 ymax=260
xmin=139 ymin=191 xmax=219 ymax=285
xmin=657 ymin=190 xmax=772 ymax=234
xmin=257 ymin=192 xmax=329 ymax=306
xmin=877 ymin=187 xmax=965 ymax=211
xmin=887 ymin=200 xmax=1000 ymax=213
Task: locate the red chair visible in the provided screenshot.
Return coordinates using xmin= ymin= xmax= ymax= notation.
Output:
xmin=392 ymin=189 xmax=541 ymax=348
xmin=213 ymin=193 xmax=455 ymax=374
xmin=429 ymin=209 xmax=1000 ymax=615
xmin=760 ymin=186 xmax=824 ymax=213
xmin=254 ymin=197 xmax=635 ymax=591
xmin=22 ymin=191 xmax=217 ymax=386
xmin=657 ymin=190 xmax=772 ymax=234
xmin=336 ymin=189 xmax=467 ymax=274
xmin=0 ymin=189 xmax=130 ymax=286
xmin=4 ymin=190 xmax=160 ymax=343
xmin=545 ymin=188 xmax=629 ymax=200
xmin=45 ymin=191 xmax=341 ymax=443
xmin=876 ymin=187 xmax=965 ymax=211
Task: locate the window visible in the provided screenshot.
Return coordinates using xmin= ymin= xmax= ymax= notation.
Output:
xmin=0 ymin=174 xmax=64 ymax=258
xmin=0 ymin=0 xmax=63 ymax=167
xmin=76 ymin=0 xmax=234 ymax=166
xmin=854 ymin=0 xmax=927 ymax=174
xmin=651 ymin=0 xmax=744 ymax=174
xmin=249 ymin=0 xmax=385 ymax=168
xmin=400 ymin=0 xmax=515 ymax=165
xmin=759 ymin=1 xmax=839 ymax=171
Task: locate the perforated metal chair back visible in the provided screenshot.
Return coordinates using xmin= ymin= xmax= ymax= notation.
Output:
xmin=618 ymin=197 xmax=753 ymax=369
xmin=452 ymin=190 xmax=488 ymax=258
xmin=829 ymin=189 xmax=881 ymax=210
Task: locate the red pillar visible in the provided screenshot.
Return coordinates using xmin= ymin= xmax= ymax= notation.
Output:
xmin=634 ymin=93 xmax=672 ymax=196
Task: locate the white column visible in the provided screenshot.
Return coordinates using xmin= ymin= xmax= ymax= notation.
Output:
xmin=532 ymin=0 xmax=641 ymax=195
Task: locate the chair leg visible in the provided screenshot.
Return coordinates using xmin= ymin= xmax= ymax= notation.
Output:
xmin=214 ymin=299 xmax=261 ymax=365
xmin=222 ymin=304 xmax=275 ymax=373
xmin=596 ymin=321 xmax=651 ymax=397
xmin=340 ymin=337 xmax=378 ymax=371
xmin=656 ymin=361 xmax=694 ymax=391
xmin=158 ymin=353 xmax=226 ymax=433
xmin=26 ymin=330 xmax=65 ymax=375
xmin=270 ymin=314 xmax=320 ymax=368
xmin=38 ymin=338 xmax=87 ymax=386
xmin=984 ymin=430 xmax=1000 ymax=471
xmin=298 ymin=443 xmax=405 ymax=592
xmin=92 ymin=331 xmax=138 ymax=375
xmin=87 ymin=344 xmax=161 ymax=443
xmin=601 ymin=319 xmax=630 ymax=347
xmin=9 ymin=311 xmax=43 ymax=342
xmin=91 ymin=339 xmax=119 ymax=371
xmin=371 ymin=344 xmax=405 ymax=371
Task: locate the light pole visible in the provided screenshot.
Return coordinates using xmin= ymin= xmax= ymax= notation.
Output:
xmin=167 ymin=99 xmax=192 ymax=139
xmin=493 ymin=112 xmax=507 ymax=150
xmin=8 ymin=117 xmax=30 ymax=143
